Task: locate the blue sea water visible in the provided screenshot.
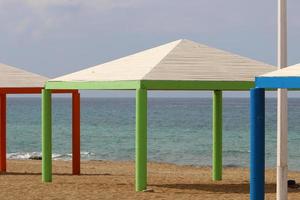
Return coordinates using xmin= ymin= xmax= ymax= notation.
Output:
xmin=5 ymin=97 xmax=300 ymax=170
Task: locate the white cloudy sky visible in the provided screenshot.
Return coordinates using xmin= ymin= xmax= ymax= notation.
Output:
xmin=0 ymin=0 xmax=300 ymax=97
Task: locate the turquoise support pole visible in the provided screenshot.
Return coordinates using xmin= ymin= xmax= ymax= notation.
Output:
xmin=135 ymin=89 xmax=147 ymax=191
xmin=213 ymin=90 xmax=222 ymax=181
xmin=42 ymin=89 xmax=52 ymax=182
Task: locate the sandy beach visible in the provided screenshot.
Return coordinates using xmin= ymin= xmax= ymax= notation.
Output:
xmin=0 ymin=160 xmax=299 ymax=200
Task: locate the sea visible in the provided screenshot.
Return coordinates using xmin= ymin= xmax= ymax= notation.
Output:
xmin=5 ymin=97 xmax=300 ymax=171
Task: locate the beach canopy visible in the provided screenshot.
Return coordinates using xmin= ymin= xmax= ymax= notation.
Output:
xmin=0 ymin=63 xmax=48 ymax=172
xmin=0 ymin=63 xmax=48 ymax=88
xmin=256 ymin=63 xmax=300 ymax=88
xmin=251 ymin=64 xmax=298 ymax=200
xmin=47 ymin=39 xmax=275 ymax=90
xmin=43 ymin=39 xmax=276 ymax=192
xmin=0 ymin=63 xmax=80 ymax=176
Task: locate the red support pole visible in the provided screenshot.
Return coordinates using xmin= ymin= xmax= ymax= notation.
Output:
xmin=72 ymin=91 xmax=80 ymax=175
xmin=0 ymin=94 xmax=6 ymax=172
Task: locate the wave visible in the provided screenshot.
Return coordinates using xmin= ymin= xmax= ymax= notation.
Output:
xmin=7 ymin=152 xmax=95 ymax=160
xmin=223 ymin=150 xmax=250 ymax=154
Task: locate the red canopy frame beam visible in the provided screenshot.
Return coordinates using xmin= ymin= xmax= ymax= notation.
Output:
xmin=0 ymin=88 xmax=81 ymax=175
xmin=0 ymin=88 xmax=76 ymax=94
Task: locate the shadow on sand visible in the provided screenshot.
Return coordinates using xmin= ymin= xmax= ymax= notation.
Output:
xmin=0 ymin=172 xmax=112 ymax=176
xmin=151 ymin=183 xmax=300 ymax=194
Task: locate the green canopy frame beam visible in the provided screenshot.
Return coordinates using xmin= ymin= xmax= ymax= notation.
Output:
xmin=46 ymin=80 xmax=254 ymax=91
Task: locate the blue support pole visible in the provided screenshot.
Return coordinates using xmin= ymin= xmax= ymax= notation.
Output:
xmin=250 ymin=88 xmax=265 ymax=200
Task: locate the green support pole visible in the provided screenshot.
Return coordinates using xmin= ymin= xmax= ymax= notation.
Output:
xmin=135 ymin=89 xmax=147 ymax=191
xmin=213 ymin=90 xmax=222 ymax=181
xmin=42 ymin=89 xmax=52 ymax=182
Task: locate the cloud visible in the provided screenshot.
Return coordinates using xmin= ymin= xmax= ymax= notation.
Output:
xmin=0 ymin=0 xmax=279 ymax=41
xmin=2 ymin=0 xmax=300 ymax=77
xmin=0 ymin=0 xmax=144 ymax=39
xmin=15 ymin=0 xmax=142 ymax=10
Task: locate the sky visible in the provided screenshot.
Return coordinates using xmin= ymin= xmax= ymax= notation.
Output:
xmin=1 ymin=0 xmax=300 ymax=97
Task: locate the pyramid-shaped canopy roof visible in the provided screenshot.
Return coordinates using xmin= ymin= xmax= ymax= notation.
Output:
xmin=256 ymin=63 xmax=300 ymax=89
xmin=259 ymin=63 xmax=300 ymax=78
xmin=50 ymin=39 xmax=274 ymax=83
xmin=0 ymin=63 xmax=48 ymax=88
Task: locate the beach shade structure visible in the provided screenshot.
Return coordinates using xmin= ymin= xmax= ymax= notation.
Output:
xmin=250 ymin=1 xmax=288 ymax=200
xmin=0 ymin=63 xmax=80 ymax=175
xmin=251 ymin=63 xmax=300 ymax=200
xmin=43 ymin=39 xmax=275 ymax=191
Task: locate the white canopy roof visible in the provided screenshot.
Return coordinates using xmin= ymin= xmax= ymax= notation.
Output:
xmin=0 ymin=63 xmax=48 ymax=88
xmin=51 ymin=39 xmax=275 ymax=83
xmin=260 ymin=63 xmax=300 ymax=77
